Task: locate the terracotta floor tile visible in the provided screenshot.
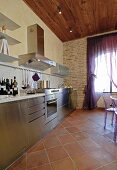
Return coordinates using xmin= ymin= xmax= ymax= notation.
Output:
xmin=51 ymin=157 xmax=77 ymax=170
xmin=95 ymin=160 xmax=117 ymax=170
xmin=71 ymin=132 xmax=88 ymax=141
xmin=90 ymin=134 xmax=112 ymax=146
xmin=43 ymin=136 xmax=61 ymax=149
xmin=27 ymin=164 xmax=51 ymax=170
xmin=28 ymin=141 xmax=45 ymax=153
xmin=58 ymin=134 xmax=76 ymax=145
xmin=84 ymin=127 xmax=111 ymax=136
xmin=102 ymin=143 xmax=117 ymax=158
xmin=7 ymin=109 xmax=117 ymax=170
xmin=43 ymin=132 xmax=56 ymax=140
xmin=54 ymin=127 xmax=69 ymax=136
xmin=90 ymin=149 xmax=116 ymax=166
xmin=104 ymin=132 xmax=114 ymax=141
xmin=61 ymin=121 xmax=73 ymax=127
xmin=7 ymin=155 xmax=26 ymax=170
xmin=66 ymin=127 xmax=80 ymax=133
xmin=27 ymin=150 xmax=49 ymax=169
xmin=85 ymin=122 xmax=100 ymax=128
xmin=47 ymin=146 xmax=68 ymax=162
xmin=78 ymin=138 xmax=101 ymax=152
xmin=64 ymin=142 xmax=86 ymax=156
xmin=71 ymin=152 xmax=101 ymax=170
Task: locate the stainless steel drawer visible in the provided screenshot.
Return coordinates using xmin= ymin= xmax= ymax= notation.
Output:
xmin=28 ymin=109 xmax=46 ymax=122
xmin=28 ymin=96 xmax=45 ymax=107
xmin=28 ymin=103 xmax=45 ymax=114
xmin=28 ymin=115 xmax=45 ymax=146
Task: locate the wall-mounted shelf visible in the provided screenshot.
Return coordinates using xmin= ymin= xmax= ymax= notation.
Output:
xmin=0 ymin=12 xmax=20 ymax=31
xmin=0 ymin=53 xmax=18 ymax=62
xmin=0 ymin=32 xmax=21 ymax=45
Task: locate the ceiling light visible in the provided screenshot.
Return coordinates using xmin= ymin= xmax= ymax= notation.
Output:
xmin=57 ymin=6 xmax=62 ymax=15
xmin=69 ymin=28 xmax=73 ymax=33
xmin=59 ymin=11 xmax=62 ymax=14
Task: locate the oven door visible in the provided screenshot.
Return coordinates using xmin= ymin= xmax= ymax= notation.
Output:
xmin=46 ymin=97 xmax=58 ymax=123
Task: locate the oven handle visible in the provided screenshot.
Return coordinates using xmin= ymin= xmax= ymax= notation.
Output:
xmin=47 ymin=99 xmax=57 ymax=104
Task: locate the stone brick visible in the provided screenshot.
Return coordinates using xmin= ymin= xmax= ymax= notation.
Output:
xmin=63 ymin=38 xmax=87 ymax=109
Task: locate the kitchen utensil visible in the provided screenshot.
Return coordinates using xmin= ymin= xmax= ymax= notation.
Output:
xmin=38 ymin=80 xmax=50 ymax=89
xmin=21 ymin=69 xmax=27 ymax=89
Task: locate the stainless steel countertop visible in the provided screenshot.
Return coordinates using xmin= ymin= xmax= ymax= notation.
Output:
xmin=0 ymin=93 xmax=45 ymax=104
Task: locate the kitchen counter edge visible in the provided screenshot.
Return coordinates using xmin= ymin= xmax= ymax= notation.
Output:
xmin=0 ymin=93 xmax=45 ymax=104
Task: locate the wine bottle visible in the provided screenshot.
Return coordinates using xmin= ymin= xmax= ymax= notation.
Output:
xmin=0 ymin=79 xmax=1 ymax=95
xmin=10 ymin=79 xmax=13 ymax=95
xmin=1 ymin=78 xmax=6 ymax=95
xmin=13 ymin=76 xmax=18 ymax=96
xmin=6 ymin=78 xmax=10 ymax=95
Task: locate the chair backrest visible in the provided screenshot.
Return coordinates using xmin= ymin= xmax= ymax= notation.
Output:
xmin=102 ymin=93 xmax=113 ymax=109
xmin=110 ymin=96 xmax=117 ymax=109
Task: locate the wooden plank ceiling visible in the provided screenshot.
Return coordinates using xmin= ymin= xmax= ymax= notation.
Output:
xmin=23 ymin=0 xmax=117 ymax=42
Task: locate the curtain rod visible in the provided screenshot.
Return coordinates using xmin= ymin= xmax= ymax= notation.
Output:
xmin=87 ymin=30 xmax=117 ymax=39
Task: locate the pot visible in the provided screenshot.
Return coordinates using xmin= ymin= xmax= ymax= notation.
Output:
xmin=38 ymin=80 xmax=50 ymax=89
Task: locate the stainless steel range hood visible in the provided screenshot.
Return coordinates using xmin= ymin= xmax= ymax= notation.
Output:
xmin=18 ymin=24 xmax=56 ymax=71
xmin=19 ymin=52 xmax=56 ymax=71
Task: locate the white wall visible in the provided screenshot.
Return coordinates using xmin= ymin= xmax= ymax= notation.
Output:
xmin=0 ymin=63 xmax=63 ymax=90
xmin=0 ymin=0 xmax=63 ymax=64
xmin=0 ymin=0 xmax=64 ymax=88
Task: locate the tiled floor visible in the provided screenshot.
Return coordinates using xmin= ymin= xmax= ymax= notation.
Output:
xmin=7 ymin=109 xmax=117 ymax=170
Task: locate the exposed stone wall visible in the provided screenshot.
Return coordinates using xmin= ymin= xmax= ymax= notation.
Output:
xmin=63 ymin=38 xmax=87 ymax=109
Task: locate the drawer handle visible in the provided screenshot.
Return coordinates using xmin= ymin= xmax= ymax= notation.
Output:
xmin=29 ymin=108 xmax=45 ymax=115
xmin=28 ymin=102 xmax=44 ymax=108
xmin=28 ymin=113 xmax=45 ymax=123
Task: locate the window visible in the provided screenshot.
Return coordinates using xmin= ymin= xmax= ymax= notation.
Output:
xmin=94 ymin=52 xmax=117 ymax=92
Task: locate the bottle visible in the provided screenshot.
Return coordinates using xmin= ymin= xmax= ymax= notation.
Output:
xmin=1 ymin=78 xmax=6 ymax=95
xmin=13 ymin=76 xmax=18 ymax=96
xmin=10 ymin=79 xmax=13 ymax=95
xmin=2 ymin=25 xmax=7 ymax=33
xmin=6 ymin=78 xmax=10 ymax=95
xmin=0 ymin=79 xmax=1 ymax=95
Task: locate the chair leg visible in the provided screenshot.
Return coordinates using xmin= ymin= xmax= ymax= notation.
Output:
xmin=104 ymin=111 xmax=107 ymax=129
xmin=111 ymin=112 xmax=114 ymax=126
xmin=113 ymin=114 xmax=117 ymax=143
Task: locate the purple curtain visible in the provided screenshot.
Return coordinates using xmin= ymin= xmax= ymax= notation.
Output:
xmin=83 ymin=33 xmax=117 ymax=110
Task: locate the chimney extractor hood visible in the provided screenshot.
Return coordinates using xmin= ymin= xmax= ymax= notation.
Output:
xmin=19 ymin=52 xmax=56 ymax=71
xmin=51 ymin=63 xmax=69 ymax=77
xmin=18 ymin=24 xmax=56 ymax=70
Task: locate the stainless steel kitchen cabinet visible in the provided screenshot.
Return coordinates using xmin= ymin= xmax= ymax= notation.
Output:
xmin=57 ymin=88 xmax=70 ymax=120
xmin=19 ymin=96 xmax=46 ymax=148
xmin=0 ymin=101 xmax=26 ymax=170
xmin=27 ymin=96 xmax=46 ymax=147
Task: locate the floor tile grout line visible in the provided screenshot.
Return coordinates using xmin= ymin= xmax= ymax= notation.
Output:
xmin=27 ymin=163 xmax=51 ymax=170
xmin=26 ymin=148 xmax=46 ymax=154
xmin=26 ymin=152 xmax=27 ymax=170
xmin=8 ymin=109 xmax=117 ymax=170
xmin=93 ymin=160 xmax=117 ymax=170
xmin=44 ymin=149 xmax=53 ymax=170
xmin=26 ymin=148 xmax=50 ymax=170
xmin=56 ymin=133 xmax=78 ymax=170
xmin=6 ymin=153 xmax=27 ymax=170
